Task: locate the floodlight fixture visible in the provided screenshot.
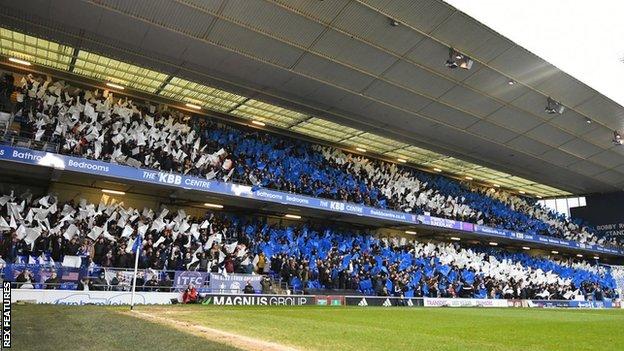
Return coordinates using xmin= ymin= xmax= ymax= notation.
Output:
xmin=545 ymin=97 xmax=565 ymax=115
xmin=445 ymin=48 xmax=473 ymax=70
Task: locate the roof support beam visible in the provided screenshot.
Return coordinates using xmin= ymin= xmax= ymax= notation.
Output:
xmin=154 ymin=75 xmax=173 ymax=96
xmin=226 ymin=97 xmax=251 ymax=114
xmin=67 ymin=47 xmax=79 ymax=73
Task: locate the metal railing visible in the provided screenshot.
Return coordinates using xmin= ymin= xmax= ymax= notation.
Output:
xmin=4 ymin=265 xmax=291 ymax=295
xmin=0 ymin=133 xmax=59 ymax=153
xmin=8 ymin=281 xmax=177 ymax=292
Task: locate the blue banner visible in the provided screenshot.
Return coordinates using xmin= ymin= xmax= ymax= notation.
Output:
xmin=529 ymin=300 xmax=615 ymax=308
xmin=173 ymin=271 xmax=211 ymax=292
xmin=3 ymin=263 xmax=84 ymax=289
xmin=209 ymin=273 xmax=263 ymax=294
xmin=419 ymin=215 xmax=474 ymax=231
xmin=1 ymin=145 xmax=622 ymax=256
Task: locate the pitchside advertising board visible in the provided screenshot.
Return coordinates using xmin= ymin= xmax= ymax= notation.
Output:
xmin=526 ymin=300 xmax=619 ymax=309
xmin=203 ymin=294 xmax=315 ymax=306
xmin=7 ymin=289 xmax=624 ymax=308
xmin=209 ymin=273 xmax=263 ymax=294
xmin=172 ymin=272 xmax=263 ymax=293
xmin=315 ymin=295 xmax=344 ymax=306
xmin=0 ymin=144 xmax=621 ymax=256
xmin=423 ymin=298 xmax=622 ymax=308
xmin=344 ymin=296 xmax=425 ymax=307
xmin=423 ymin=298 xmax=508 ymax=307
xmin=11 ymin=289 xmax=180 ymax=305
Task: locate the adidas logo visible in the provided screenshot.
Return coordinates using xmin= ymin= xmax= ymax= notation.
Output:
xmin=358 ymin=298 xmax=368 ymax=306
xmin=202 ymin=297 xmax=213 ymax=305
xmin=407 ymin=299 xmax=413 ymax=307
xmin=382 ymin=298 xmax=392 ymax=307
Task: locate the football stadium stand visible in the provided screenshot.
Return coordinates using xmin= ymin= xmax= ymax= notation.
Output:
xmin=3 ymin=74 xmax=618 ymax=251
xmin=0 ymin=3 xmax=622 ymax=315
xmin=2 ymin=1 xmax=624 ymax=350
xmin=0 ymin=190 xmax=620 ymax=301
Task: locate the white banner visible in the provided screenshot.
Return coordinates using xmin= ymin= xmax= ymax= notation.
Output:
xmin=423 ymin=297 xmax=509 ymax=308
xmin=12 ymin=289 xmax=179 ymax=305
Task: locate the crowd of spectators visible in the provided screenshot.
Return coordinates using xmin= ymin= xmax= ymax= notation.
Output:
xmin=5 ymin=74 xmax=616 ymax=249
xmin=4 ymin=74 xmax=617 ymax=249
xmin=0 ymin=191 xmax=619 ymax=300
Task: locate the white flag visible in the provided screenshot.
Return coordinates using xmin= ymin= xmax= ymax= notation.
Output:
xmin=64 ymin=224 xmax=79 ymax=240
xmin=121 ymin=225 xmax=134 ymax=238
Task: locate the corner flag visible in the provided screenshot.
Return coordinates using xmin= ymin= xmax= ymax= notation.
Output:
xmin=130 ymin=234 xmax=143 ymax=310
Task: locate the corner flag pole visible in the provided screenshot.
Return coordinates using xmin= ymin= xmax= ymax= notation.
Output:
xmin=130 ymin=235 xmax=142 ymax=311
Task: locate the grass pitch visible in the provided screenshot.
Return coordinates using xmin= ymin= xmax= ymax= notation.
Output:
xmin=12 ymin=304 xmax=624 ymax=351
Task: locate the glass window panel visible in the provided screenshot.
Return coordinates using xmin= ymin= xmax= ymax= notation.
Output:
xmin=0 ymin=27 xmax=73 ymax=70
xmin=393 ymin=148 xmax=442 ymax=162
xmin=159 ymin=77 xmax=246 ymax=112
xmin=290 ymin=125 xmax=344 ymax=142
xmin=295 ymin=118 xmax=360 ymax=138
xmin=555 ymin=198 xmax=567 ymax=213
xmin=384 ymin=151 xmax=431 ymax=164
xmin=579 ymin=197 xmax=586 ymax=207
xmin=361 ymin=133 xmax=408 ymax=149
xmin=293 ymin=121 xmax=356 ymax=140
xmin=230 ymin=99 xmax=309 ymax=127
xmin=341 ymin=138 xmax=384 ymax=153
xmin=74 ymin=50 xmax=168 ymax=93
xmin=544 ymin=199 xmax=556 ymax=211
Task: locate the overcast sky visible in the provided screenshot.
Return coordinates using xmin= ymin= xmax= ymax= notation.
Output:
xmin=444 ymin=0 xmax=624 ymax=108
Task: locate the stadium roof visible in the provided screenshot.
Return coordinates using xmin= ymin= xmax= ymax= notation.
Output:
xmin=0 ymin=1 xmax=622 ymax=197
xmin=445 ymin=0 xmax=624 ymax=111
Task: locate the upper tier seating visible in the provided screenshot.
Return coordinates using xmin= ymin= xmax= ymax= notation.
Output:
xmin=4 ymin=74 xmax=617 ymax=248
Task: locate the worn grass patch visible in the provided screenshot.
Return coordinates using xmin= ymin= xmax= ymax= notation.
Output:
xmin=12 ymin=304 xmax=240 ymax=351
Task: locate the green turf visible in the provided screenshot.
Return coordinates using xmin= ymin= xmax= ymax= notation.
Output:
xmin=138 ymin=305 xmax=624 ymax=351
xmin=12 ymin=304 xmax=624 ymax=351
xmin=12 ymin=304 xmax=241 ymax=351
